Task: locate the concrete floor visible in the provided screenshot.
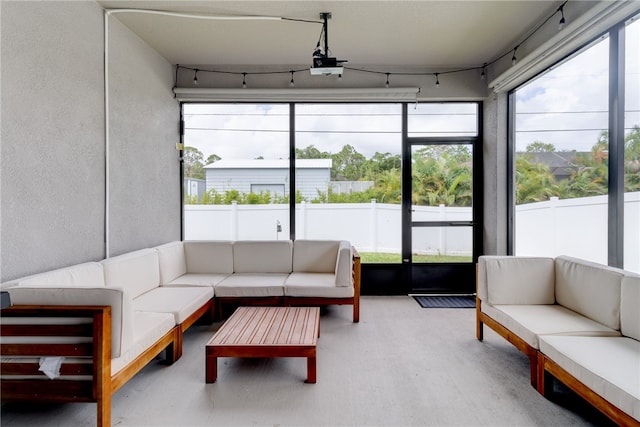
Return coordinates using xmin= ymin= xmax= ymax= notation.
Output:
xmin=1 ymin=296 xmax=615 ymax=426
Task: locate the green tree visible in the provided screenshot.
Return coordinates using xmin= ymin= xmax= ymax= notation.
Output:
xmin=205 ymin=153 xmax=221 ymax=166
xmin=183 ymin=146 xmax=205 ymax=179
xmin=296 ymin=145 xmax=331 ymax=160
xmin=331 ymin=145 xmax=366 ymax=181
xmin=515 ymin=155 xmax=560 ymax=204
xmin=411 ymin=146 xmax=472 ymax=207
xmin=526 ymin=141 xmax=556 ymax=152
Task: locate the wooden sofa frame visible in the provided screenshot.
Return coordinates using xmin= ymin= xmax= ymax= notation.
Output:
xmin=476 ymin=266 xmax=638 ymax=426
xmin=537 ymin=352 xmax=640 ymax=427
xmin=0 ymin=299 xmax=213 ymax=427
xmin=216 ymin=247 xmax=361 ymax=323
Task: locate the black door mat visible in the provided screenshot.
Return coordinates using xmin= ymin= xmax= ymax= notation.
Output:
xmin=413 ymin=295 xmax=476 ymax=308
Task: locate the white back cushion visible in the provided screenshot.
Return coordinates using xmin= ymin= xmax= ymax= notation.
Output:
xmin=101 ymin=249 xmax=160 ymax=299
xmin=481 ymin=256 xmax=555 ymax=305
xmin=621 ymin=273 xmax=640 ymax=340
xmin=155 ymin=241 xmax=186 ymax=284
xmin=7 ymin=286 xmax=133 ymax=358
xmin=233 ymin=240 xmax=292 ymax=273
xmin=293 ymin=240 xmax=339 ymax=273
xmin=555 ymin=256 xmax=623 ymax=330
xmin=184 ymin=241 xmax=234 ymax=274
xmin=5 ymin=262 xmax=105 ymax=288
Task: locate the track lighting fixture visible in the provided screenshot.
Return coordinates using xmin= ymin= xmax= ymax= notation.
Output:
xmin=193 ymin=69 xmax=198 ymax=85
xmin=435 ymin=73 xmax=440 ymax=87
xmin=290 ymin=71 xmax=295 ymax=87
xmin=242 ymin=72 xmax=247 ymax=89
xmin=385 ymin=73 xmax=390 ymax=88
xmin=480 ymin=63 xmax=486 ymax=80
xmin=511 ymin=47 xmax=518 ymax=65
xmin=558 ymin=5 xmax=566 ymax=30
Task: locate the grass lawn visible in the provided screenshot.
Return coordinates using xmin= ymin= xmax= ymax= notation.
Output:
xmin=360 ymin=252 xmax=472 ymax=263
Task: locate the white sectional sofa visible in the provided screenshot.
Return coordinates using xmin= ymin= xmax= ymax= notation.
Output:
xmin=1 ymin=239 xmax=360 ymax=427
xmin=156 ymin=239 xmax=360 ymax=321
xmin=476 ymin=255 xmax=640 ymax=425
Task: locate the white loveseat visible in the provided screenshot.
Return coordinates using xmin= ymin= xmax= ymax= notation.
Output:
xmin=1 ymin=239 xmax=360 ymax=427
xmin=476 ymin=255 xmax=639 ymax=425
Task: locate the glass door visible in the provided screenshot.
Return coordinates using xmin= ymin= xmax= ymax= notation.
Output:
xmin=404 ymin=103 xmax=482 ymax=293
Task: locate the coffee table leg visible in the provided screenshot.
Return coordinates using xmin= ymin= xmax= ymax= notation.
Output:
xmin=305 ymin=356 xmax=316 ymax=384
xmin=206 ymin=356 xmax=218 ymax=383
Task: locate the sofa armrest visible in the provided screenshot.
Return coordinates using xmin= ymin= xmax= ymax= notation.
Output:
xmin=335 ymin=241 xmax=353 ymax=287
xmin=6 ymin=287 xmax=133 ymax=358
xmin=0 ymin=304 xmax=112 ymax=427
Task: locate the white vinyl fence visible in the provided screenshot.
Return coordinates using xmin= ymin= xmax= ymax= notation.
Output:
xmin=515 ymin=192 xmax=639 ymax=272
xmin=184 ymin=192 xmax=640 ymax=272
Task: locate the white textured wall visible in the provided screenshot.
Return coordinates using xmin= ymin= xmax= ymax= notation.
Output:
xmin=1 ymin=1 xmax=105 ymax=281
xmin=106 ymin=15 xmax=180 ymax=257
xmin=0 ymin=1 xmax=180 ymax=281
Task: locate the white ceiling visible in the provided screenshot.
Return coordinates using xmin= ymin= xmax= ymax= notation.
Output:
xmin=98 ymin=1 xmax=566 ymax=69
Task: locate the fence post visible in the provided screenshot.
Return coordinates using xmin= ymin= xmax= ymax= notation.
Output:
xmin=300 ymin=201 xmax=306 ymax=239
xmin=231 ymin=201 xmax=238 ymax=240
xmin=550 ymin=196 xmax=559 ymax=257
xmin=439 ymin=204 xmax=446 ymax=256
xmin=370 ymin=199 xmax=378 ymax=253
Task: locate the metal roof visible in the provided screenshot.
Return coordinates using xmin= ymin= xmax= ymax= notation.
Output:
xmin=205 ymin=159 xmax=332 ymax=169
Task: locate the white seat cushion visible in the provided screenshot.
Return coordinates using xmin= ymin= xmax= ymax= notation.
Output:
xmin=111 ymin=311 xmax=175 ymax=375
xmin=215 ymin=273 xmax=287 ymax=297
xmin=486 ymin=304 xmax=620 ymax=349
xmin=539 ymin=335 xmax=640 ymax=422
xmin=166 ymin=273 xmax=230 ymax=289
xmin=285 ymin=273 xmax=354 ymax=298
xmin=133 ymin=287 xmax=213 ymax=324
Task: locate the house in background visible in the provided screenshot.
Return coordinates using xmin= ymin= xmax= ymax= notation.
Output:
xmin=205 ymin=159 xmax=332 ymax=201
xmin=520 ymin=151 xmax=583 ymax=181
xmin=184 ymin=177 xmax=206 ymax=200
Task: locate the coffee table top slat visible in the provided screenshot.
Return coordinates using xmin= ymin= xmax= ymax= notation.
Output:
xmin=208 ymin=307 xmax=319 ymax=347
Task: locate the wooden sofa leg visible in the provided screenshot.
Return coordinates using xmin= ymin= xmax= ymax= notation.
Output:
xmin=528 ymin=348 xmax=538 ymax=389
xmin=475 ymin=298 xmax=483 ymax=341
xmin=97 ymin=394 xmax=111 ymax=427
xmin=165 ymin=327 xmax=181 ymax=364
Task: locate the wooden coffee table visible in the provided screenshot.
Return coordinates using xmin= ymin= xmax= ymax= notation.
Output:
xmin=205 ymin=306 xmax=320 ymax=383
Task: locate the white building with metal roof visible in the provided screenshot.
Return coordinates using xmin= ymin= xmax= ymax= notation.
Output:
xmin=204 ymin=159 xmax=332 ymax=201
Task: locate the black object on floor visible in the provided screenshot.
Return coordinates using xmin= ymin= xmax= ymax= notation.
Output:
xmin=413 ymin=295 xmax=476 ymax=308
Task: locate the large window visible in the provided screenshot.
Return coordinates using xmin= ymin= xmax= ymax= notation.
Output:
xmin=294 ymin=104 xmax=402 ymax=262
xmin=624 ymin=18 xmax=640 ymax=273
xmin=182 ymin=103 xmax=290 ymax=240
xmin=182 ymin=102 xmax=480 ymax=269
xmin=511 ymin=15 xmax=639 ymax=273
